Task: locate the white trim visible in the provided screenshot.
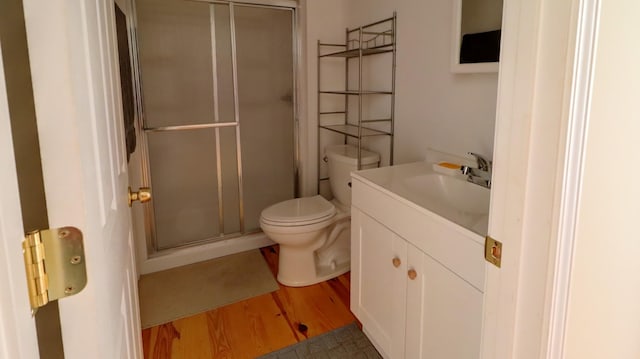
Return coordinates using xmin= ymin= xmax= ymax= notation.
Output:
xmin=295 ymin=0 xmax=312 ymax=196
xmin=546 ymin=0 xmax=601 ymax=356
xmin=481 ymin=0 xmax=542 ymax=353
xmin=481 ymin=0 xmax=584 ymax=356
xmin=451 ymin=62 xmax=499 ymax=74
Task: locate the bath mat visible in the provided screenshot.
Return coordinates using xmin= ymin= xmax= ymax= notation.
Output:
xmin=139 ymin=249 xmax=279 ymax=329
xmin=258 ymin=322 xmax=382 ymax=359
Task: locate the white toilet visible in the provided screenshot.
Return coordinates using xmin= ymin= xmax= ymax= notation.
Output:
xmin=260 ymin=144 xmax=380 ymax=287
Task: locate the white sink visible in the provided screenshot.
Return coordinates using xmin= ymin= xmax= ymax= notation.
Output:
xmin=351 ymin=162 xmax=491 ymax=236
xmin=401 ymin=173 xmax=490 ymax=216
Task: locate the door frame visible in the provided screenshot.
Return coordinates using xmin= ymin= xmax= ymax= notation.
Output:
xmin=0 ymin=36 xmax=40 ymax=359
xmin=481 ymin=0 xmax=596 ymax=357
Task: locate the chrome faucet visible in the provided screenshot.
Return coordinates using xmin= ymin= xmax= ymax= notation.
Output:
xmin=460 ymin=152 xmax=492 ymax=189
xmin=468 ymin=152 xmax=490 ymax=171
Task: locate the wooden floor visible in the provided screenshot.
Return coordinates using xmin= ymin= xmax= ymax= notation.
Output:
xmin=142 ymin=246 xmax=358 ymax=359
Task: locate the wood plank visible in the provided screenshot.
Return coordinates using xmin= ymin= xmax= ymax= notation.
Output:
xmin=272 ymin=278 xmax=357 ymax=339
xmin=260 ymin=245 xmax=279 ymax=276
xmin=168 ymin=314 xmax=213 ymax=358
xmin=141 ymin=326 xmax=151 ymax=357
xmin=205 ymin=293 xmax=298 ymax=358
xmin=326 ymin=274 xmax=351 ymax=310
xmin=144 ymin=323 xmax=180 ymax=359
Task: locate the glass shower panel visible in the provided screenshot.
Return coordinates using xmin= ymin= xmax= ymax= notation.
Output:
xmin=136 ymin=0 xmax=214 ymax=128
xmin=219 ymin=126 xmax=241 ymax=234
xmin=235 ymin=6 xmax=295 ymax=231
xmin=147 ymin=130 xmax=220 ymax=249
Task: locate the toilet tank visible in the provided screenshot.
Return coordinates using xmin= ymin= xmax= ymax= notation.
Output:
xmin=325 ymin=145 xmax=380 ymax=207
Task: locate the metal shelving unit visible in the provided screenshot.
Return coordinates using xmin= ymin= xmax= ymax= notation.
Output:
xmin=317 ymin=13 xmax=396 ymax=190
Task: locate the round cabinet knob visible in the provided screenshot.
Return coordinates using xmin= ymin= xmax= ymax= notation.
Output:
xmin=407 ymin=269 xmax=417 ymax=280
xmin=392 ymin=257 xmax=401 ymax=268
xmin=128 ymin=187 xmax=152 ymax=207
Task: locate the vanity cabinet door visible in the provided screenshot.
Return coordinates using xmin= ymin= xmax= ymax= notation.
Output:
xmin=351 ymin=208 xmax=408 ymax=359
xmin=405 ymin=243 xmax=483 ymax=359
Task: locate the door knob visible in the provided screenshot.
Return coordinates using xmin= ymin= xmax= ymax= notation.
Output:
xmin=407 ymin=269 xmax=417 ymax=280
xmin=392 ymin=257 xmax=401 ymax=268
xmin=128 ymin=187 xmax=151 ymax=207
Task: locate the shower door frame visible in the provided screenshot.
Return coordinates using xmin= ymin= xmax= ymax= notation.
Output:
xmin=131 ymin=0 xmax=300 ymax=270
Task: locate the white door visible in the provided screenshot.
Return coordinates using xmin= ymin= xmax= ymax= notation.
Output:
xmin=405 ymin=244 xmax=483 ymax=358
xmin=0 ymin=0 xmax=142 ymax=358
xmin=350 ymin=208 xmax=407 ymax=359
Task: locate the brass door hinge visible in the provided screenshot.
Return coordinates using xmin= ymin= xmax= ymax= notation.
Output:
xmin=22 ymin=227 xmax=87 ymax=315
xmin=485 ymin=235 xmax=502 ymax=268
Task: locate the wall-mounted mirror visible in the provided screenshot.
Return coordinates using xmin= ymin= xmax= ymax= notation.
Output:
xmin=451 ymin=0 xmax=503 ymax=73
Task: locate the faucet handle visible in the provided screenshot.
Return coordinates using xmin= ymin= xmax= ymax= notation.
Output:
xmin=467 ymin=152 xmax=490 ymax=171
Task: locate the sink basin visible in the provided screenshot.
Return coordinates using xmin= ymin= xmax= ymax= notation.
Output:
xmin=352 ymin=161 xmax=491 ymax=235
xmin=401 ymin=173 xmax=490 ymax=215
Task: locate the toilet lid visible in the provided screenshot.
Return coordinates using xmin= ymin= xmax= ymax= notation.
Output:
xmin=261 ymin=195 xmax=336 ymax=226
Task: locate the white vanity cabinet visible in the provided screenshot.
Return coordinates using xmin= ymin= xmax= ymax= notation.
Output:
xmin=350 ymin=174 xmax=485 ymax=359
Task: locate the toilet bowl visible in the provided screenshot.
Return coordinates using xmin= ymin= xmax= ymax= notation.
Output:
xmin=260 ymin=145 xmax=379 ymax=287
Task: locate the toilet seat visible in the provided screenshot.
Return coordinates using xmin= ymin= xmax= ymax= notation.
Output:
xmin=261 ymin=195 xmax=336 ymax=227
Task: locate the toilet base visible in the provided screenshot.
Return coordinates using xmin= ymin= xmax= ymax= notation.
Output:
xmin=277 ymin=260 xmax=350 ymax=287
xmin=274 ymin=219 xmax=351 ymax=287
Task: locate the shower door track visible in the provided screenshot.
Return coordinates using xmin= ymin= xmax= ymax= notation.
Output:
xmin=144 ymin=122 xmax=239 ymax=132
xmin=134 ymin=1 xmax=299 ymax=255
xmin=193 ymin=0 xmax=298 ymax=10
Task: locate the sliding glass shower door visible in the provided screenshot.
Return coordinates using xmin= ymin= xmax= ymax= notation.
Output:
xmin=135 ymin=0 xmax=295 ymax=251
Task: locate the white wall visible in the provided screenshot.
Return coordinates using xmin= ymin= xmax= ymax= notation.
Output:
xmin=345 ymin=0 xmax=499 ymax=164
xmin=300 ymin=0 xmax=348 ymax=196
xmin=563 ymin=0 xmax=640 ymax=357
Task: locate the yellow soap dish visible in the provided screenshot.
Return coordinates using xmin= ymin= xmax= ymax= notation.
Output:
xmin=433 ymin=162 xmax=461 ymax=176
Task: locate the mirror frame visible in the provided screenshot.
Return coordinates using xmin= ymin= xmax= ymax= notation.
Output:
xmin=450 ymin=0 xmax=500 ymax=74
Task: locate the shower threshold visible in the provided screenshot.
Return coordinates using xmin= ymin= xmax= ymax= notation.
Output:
xmin=140 ymin=231 xmax=273 ymax=275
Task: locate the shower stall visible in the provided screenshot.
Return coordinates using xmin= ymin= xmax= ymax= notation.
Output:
xmin=132 ymin=0 xmax=297 ymax=269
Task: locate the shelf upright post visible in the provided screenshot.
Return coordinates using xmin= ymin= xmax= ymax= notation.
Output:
xmin=317 ymin=40 xmax=321 ymax=194
xmin=357 ymin=26 xmax=363 ymax=170
xmin=390 ymin=12 xmax=397 ymax=166
xmin=344 ymin=27 xmax=349 ymax=146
